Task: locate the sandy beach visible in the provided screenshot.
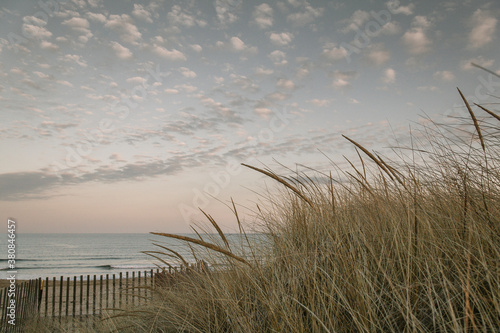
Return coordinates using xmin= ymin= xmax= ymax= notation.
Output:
xmin=0 ymin=276 xmax=154 ymax=317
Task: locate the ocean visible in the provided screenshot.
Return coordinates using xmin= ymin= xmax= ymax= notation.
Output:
xmin=0 ymin=233 xmax=258 ymax=280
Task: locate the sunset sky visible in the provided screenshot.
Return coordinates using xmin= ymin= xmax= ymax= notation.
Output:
xmin=0 ymin=0 xmax=499 ymax=233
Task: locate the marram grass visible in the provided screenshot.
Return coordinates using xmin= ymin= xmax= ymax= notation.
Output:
xmin=105 ymin=91 xmax=500 ymax=333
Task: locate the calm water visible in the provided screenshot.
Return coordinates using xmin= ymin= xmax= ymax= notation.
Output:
xmin=0 ymin=233 xmax=258 ymax=279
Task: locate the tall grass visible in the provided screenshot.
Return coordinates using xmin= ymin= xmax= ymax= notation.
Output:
xmin=111 ymin=90 xmax=499 ymax=332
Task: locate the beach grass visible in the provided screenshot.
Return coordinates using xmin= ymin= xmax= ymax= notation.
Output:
xmin=101 ymin=89 xmax=500 ymax=332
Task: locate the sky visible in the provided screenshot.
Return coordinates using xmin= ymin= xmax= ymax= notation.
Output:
xmin=0 ymin=0 xmax=499 ymax=233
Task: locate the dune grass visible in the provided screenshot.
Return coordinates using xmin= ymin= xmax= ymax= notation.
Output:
xmin=101 ymin=89 xmax=500 ymax=332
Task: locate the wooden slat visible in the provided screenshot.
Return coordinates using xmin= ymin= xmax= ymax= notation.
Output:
xmin=93 ymin=275 xmax=96 ymax=315
xmin=66 ymin=277 xmax=70 ymax=316
xmin=99 ymin=275 xmax=103 ymax=315
xmin=132 ymin=271 xmax=135 ymax=306
xmin=0 ymin=287 xmax=4 ymax=327
xmin=112 ymin=274 xmax=116 ymax=309
xmin=119 ymin=272 xmax=123 ymax=309
xmin=86 ymin=275 xmax=90 ymax=315
xmin=126 ymin=271 xmax=129 ymax=306
xmin=73 ymin=276 xmax=77 ymax=317
xmin=59 ymin=276 xmax=63 ymax=318
xmin=52 ymin=277 xmax=56 ymax=317
xmin=106 ymin=274 xmax=109 ymax=308
xmin=45 ymin=277 xmax=49 ymax=317
xmin=80 ymin=275 xmax=83 ymax=317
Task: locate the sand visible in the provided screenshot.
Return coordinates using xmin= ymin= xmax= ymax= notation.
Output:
xmin=0 ymin=276 xmax=155 ymax=317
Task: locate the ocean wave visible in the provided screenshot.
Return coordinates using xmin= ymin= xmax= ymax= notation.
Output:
xmin=97 ymin=264 xmax=157 ymax=270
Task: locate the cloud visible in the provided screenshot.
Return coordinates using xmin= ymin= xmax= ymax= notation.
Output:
xmin=321 ymin=44 xmax=348 ymax=62
xmin=215 ymin=0 xmax=242 ymax=25
xmin=190 ymin=44 xmax=202 ymax=52
xmin=0 ymin=159 xmax=185 ymax=200
xmin=180 ymin=67 xmax=197 ymax=78
xmin=165 ymin=88 xmax=179 ymax=94
xmin=60 ymin=54 xmax=88 ymax=67
xmin=364 ymin=44 xmax=390 ymax=65
xmin=175 ymin=84 xmax=198 ymax=93
xmin=386 ymin=0 xmax=415 ymax=15
xmin=230 ymin=36 xmax=245 ymax=51
xmin=229 ymin=74 xmax=259 ymax=93
xmin=341 ymin=10 xmax=370 ymax=33
xmin=132 ymin=4 xmax=153 ymax=23
xmin=0 ymin=172 xmax=61 ymax=200
xmin=382 ymin=68 xmax=396 ymax=84
xmin=461 ymin=56 xmax=495 ymax=71
xmin=269 ymin=32 xmax=294 ymax=46
xmin=87 ymin=12 xmax=106 ymax=23
xmin=287 ymin=3 xmax=323 ymax=27
xmin=417 ymin=86 xmax=438 ymax=92
xmin=308 ymin=99 xmax=331 ymax=107
xmin=61 ymin=17 xmax=90 ymax=30
xmin=22 ymin=24 xmax=52 ymax=39
xmin=254 ymin=107 xmax=272 ymax=118
xmin=433 ymin=70 xmax=455 ymax=81
xmin=269 ymin=50 xmax=288 ymax=66
xmin=109 ymin=153 xmax=126 ymax=162
xmin=402 ymin=16 xmax=432 ymax=55
xmin=255 ymin=66 xmax=274 ymax=76
xmin=276 ymin=78 xmax=295 ymax=91
xmin=167 ymin=5 xmax=205 ymax=28
xmin=253 ymin=3 xmax=273 ymax=29
xmin=126 ymin=76 xmax=147 ymax=85
xmin=104 ymin=14 xmax=142 ymax=45
xmin=111 ymin=41 xmax=133 ymax=60
xmin=23 ymin=15 xmax=47 ymax=27
xmin=468 ymin=9 xmax=497 ymax=49
xmin=40 ymin=41 xmax=59 ymax=51
xmin=331 ymin=70 xmax=358 ymax=90
xmin=380 ymin=21 xmax=401 ymax=35
xmin=151 ymin=45 xmax=187 ymax=61
xmin=225 ymin=36 xmax=258 ymax=54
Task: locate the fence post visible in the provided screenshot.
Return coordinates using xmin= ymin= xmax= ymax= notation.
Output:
xmin=86 ymin=275 xmax=90 ymax=316
xmin=73 ymin=276 xmax=77 ymax=317
xmin=44 ymin=277 xmax=48 ymax=317
xmin=112 ymin=274 xmax=116 ymax=309
xmin=99 ymin=275 xmax=103 ymax=316
xmin=132 ymin=271 xmax=135 ymax=306
xmin=52 ymin=277 xmax=56 ymax=318
xmin=65 ymin=277 xmax=70 ymax=317
xmin=119 ymin=272 xmax=123 ymax=309
xmin=93 ymin=275 xmax=96 ymax=315
xmin=106 ymin=274 xmax=109 ymax=309
xmin=80 ymin=275 xmax=83 ymax=317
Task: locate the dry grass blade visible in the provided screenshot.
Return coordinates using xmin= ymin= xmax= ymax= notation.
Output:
xmin=141 ymin=251 xmax=176 ymax=270
xmin=458 ymin=88 xmax=485 ymax=151
xmin=199 ymin=208 xmax=230 ymax=250
xmin=474 ymin=103 xmax=500 ymax=122
xmin=342 ymin=135 xmax=393 ymax=180
xmin=150 ymin=232 xmax=251 ymax=266
xmin=241 ymin=163 xmax=314 ymax=207
xmin=152 ymin=243 xmax=189 ymax=267
xmin=471 ymin=62 xmax=500 ymax=79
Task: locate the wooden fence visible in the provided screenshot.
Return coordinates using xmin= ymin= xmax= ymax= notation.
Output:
xmin=0 ymin=278 xmax=42 ymax=332
xmin=0 ymin=261 xmax=209 ymax=332
xmin=38 ymin=269 xmax=157 ymax=318
xmin=0 ymin=264 xmax=209 ymax=330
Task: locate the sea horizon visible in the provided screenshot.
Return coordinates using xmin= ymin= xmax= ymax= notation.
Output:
xmin=0 ymin=233 xmax=260 ymax=280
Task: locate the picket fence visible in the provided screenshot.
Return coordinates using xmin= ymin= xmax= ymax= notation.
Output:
xmin=0 ymin=265 xmax=207 ymax=331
